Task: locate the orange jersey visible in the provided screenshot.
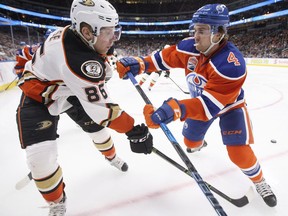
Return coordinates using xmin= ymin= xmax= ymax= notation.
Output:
xmin=14 ymin=46 xmax=34 ymax=74
xmin=144 ymin=37 xmax=247 ymax=121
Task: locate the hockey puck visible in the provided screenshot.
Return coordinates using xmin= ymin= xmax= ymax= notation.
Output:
xmin=270 ymin=139 xmax=277 ymax=143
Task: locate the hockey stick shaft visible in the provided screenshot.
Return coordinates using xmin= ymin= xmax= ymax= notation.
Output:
xmin=4 ymin=76 xmax=18 ymax=91
xmin=127 ymin=72 xmax=227 ymax=216
xmin=152 ymin=147 xmax=250 ymax=207
xmin=164 ymin=73 xmax=189 ymax=94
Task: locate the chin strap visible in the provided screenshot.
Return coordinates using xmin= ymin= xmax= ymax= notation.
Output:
xmin=81 ymin=34 xmax=97 ymax=51
xmin=86 ymin=36 xmax=97 ymax=50
xmin=71 ymin=27 xmax=98 ymax=51
xmin=202 ymin=33 xmax=225 ymax=56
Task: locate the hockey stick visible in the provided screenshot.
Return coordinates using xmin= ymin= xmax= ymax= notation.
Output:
xmin=152 ymin=147 xmax=253 ymax=207
xmin=127 ymin=72 xmax=227 ymax=216
xmin=4 ymin=76 xmax=18 ymax=91
xmin=15 ymin=148 xmax=252 ymax=208
xmin=15 ymin=172 xmax=32 ymax=190
xmin=163 ymin=72 xmax=189 ymax=94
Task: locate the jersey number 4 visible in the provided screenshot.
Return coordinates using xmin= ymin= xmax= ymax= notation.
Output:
xmin=227 ymin=52 xmax=241 ymax=66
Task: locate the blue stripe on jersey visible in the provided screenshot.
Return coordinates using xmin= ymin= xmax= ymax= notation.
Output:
xmin=28 ymin=47 xmax=34 ymax=56
xmin=237 ymin=89 xmax=244 ymax=101
xmin=153 ymin=51 xmax=169 ymax=70
xmin=201 ymin=94 xmax=221 ymax=117
xmin=17 ymin=49 xmax=24 ymax=56
xmin=223 ymin=88 xmax=244 ymax=109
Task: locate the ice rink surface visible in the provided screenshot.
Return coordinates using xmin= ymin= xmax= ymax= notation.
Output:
xmin=0 ymin=65 xmax=287 ymax=216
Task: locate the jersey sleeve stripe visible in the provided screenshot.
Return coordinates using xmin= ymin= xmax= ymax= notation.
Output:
xmin=151 ymin=51 xmax=169 ymax=71
xmin=198 ymin=97 xmax=213 ymax=120
xmin=202 ymin=90 xmax=225 ymax=110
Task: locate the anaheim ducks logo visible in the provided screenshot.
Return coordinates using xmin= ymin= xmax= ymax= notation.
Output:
xmin=79 ymin=0 xmax=95 ymax=6
xmin=35 ymin=120 xmax=53 ymax=130
xmin=81 ymin=60 xmax=103 ymax=78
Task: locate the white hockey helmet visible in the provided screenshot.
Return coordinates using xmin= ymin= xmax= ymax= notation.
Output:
xmin=70 ymin=0 xmax=119 ymax=37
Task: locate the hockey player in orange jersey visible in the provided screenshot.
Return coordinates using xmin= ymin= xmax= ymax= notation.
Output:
xmin=116 ymin=4 xmax=277 ymax=208
xmin=14 ymin=43 xmax=39 ymax=78
xmin=16 ymin=0 xmax=153 ymax=215
xmin=14 ymin=29 xmax=56 ymax=79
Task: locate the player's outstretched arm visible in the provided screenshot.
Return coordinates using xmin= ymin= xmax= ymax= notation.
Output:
xmin=116 ymin=57 xmax=148 ymax=79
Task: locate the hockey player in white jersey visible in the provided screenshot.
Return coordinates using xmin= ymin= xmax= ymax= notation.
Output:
xmin=16 ymin=0 xmax=153 ymax=215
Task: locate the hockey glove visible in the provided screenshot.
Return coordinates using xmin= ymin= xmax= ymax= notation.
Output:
xmin=143 ymin=105 xmax=160 ymax=129
xmin=126 ymin=123 xmax=153 ymax=154
xmin=116 ymin=57 xmax=148 ymax=79
xmin=144 ymin=98 xmax=186 ymax=128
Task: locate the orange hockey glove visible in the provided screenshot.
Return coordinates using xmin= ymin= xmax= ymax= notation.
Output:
xmin=143 ymin=98 xmax=186 ymax=128
xmin=116 ymin=57 xmax=148 ymax=79
xmin=143 ymin=104 xmax=160 ymax=129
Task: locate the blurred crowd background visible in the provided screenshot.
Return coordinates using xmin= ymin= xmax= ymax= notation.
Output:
xmin=0 ymin=0 xmax=287 ymax=61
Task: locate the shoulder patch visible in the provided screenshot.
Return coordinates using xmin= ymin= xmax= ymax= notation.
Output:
xmin=81 ymin=60 xmax=104 ymax=79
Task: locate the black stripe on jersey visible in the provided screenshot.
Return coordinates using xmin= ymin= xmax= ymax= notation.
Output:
xmin=63 ymin=29 xmax=106 ymax=83
xmin=39 ymin=42 xmax=45 ymax=56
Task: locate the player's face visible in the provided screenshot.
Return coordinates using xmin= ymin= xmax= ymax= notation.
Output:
xmin=193 ymin=24 xmax=212 ymax=52
xmin=94 ymin=27 xmax=120 ymax=54
xmin=31 ymin=44 xmax=39 ymax=53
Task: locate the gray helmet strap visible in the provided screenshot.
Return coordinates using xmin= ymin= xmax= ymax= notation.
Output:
xmin=202 ymin=32 xmax=225 ymax=56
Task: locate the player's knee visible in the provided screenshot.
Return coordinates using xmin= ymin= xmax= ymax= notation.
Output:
xmin=25 ymin=140 xmax=59 ymax=179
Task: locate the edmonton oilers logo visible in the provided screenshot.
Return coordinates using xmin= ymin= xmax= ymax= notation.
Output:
xmin=187 ymin=56 xmax=198 ymax=71
xmin=186 ymin=72 xmax=207 ymax=88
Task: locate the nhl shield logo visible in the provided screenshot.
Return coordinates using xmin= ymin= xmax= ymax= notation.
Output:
xmin=187 ymin=56 xmax=198 ymax=71
xmin=81 ymin=61 xmax=103 ymax=79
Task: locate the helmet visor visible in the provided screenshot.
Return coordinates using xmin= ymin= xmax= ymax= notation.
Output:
xmin=100 ymin=25 xmax=122 ymax=41
xmin=114 ymin=25 xmax=122 ymax=41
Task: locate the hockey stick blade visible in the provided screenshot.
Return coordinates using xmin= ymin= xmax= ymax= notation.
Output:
xmin=207 ymin=182 xmax=254 ymax=207
xmin=15 ymin=172 xmax=32 ymax=190
xmin=152 ymin=147 xmax=253 ymax=207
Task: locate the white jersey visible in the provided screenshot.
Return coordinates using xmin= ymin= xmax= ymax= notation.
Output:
xmin=18 ymin=26 xmax=127 ymax=129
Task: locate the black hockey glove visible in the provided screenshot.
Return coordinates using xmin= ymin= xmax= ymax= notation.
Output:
xmin=126 ymin=123 xmax=153 ymax=154
xmin=164 ymin=70 xmax=170 ymax=78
